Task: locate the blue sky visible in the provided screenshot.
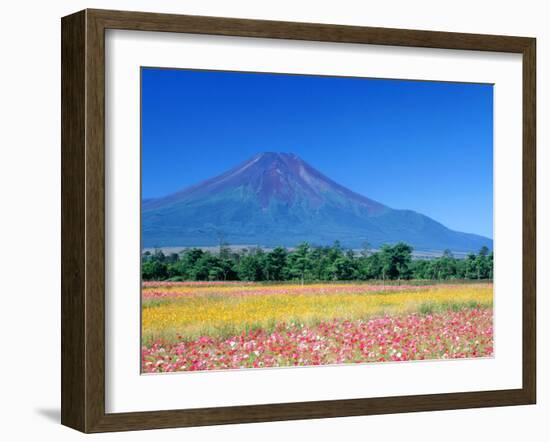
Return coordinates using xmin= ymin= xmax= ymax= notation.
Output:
xmin=142 ymin=68 xmax=493 ymax=238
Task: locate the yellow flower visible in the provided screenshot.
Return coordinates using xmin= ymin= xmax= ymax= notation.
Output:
xmin=142 ymin=283 xmax=492 ymax=344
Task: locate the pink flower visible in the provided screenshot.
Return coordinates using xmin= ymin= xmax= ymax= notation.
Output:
xmin=142 ymin=308 xmax=493 ymax=373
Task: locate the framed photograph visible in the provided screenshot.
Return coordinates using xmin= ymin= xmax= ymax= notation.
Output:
xmin=61 ymin=9 xmax=536 ymax=433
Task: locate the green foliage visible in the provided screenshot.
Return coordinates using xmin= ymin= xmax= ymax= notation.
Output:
xmin=286 ymin=242 xmax=312 ymax=284
xmin=141 ymin=244 xmax=493 ymax=282
xmin=237 ymin=253 xmax=264 ymax=281
xmin=379 ymin=243 xmax=413 ymax=280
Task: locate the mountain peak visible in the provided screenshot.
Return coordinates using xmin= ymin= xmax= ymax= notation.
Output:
xmin=248 ymin=152 xmax=303 ymax=169
xmin=254 ymin=151 xmax=298 ymax=159
xmin=235 ymin=151 xmax=386 ymax=210
xmin=144 ymin=151 xmax=387 ymax=213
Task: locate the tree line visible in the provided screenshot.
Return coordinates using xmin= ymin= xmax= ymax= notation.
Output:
xmin=141 ymin=242 xmax=493 ymax=282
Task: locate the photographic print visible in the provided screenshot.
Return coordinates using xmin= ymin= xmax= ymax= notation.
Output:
xmin=140 ymin=68 xmax=494 ymax=374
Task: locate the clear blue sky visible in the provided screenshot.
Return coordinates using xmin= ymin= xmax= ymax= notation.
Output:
xmin=142 ymin=68 xmax=493 ymax=238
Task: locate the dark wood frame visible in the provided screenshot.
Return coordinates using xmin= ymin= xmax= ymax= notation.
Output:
xmin=61 ymin=8 xmax=536 ymax=433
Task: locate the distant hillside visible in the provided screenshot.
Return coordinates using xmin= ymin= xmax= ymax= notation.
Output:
xmin=142 ymin=152 xmax=492 ymax=252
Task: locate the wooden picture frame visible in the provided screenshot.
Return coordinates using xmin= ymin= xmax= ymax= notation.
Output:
xmin=61 ymin=8 xmax=536 ymax=433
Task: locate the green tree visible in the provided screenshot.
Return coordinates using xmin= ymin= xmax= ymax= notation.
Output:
xmin=464 ymin=253 xmax=478 ymax=279
xmin=140 ymin=241 xmax=493 ymax=282
xmin=362 ymin=253 xmax=384 ymax=279
xmin=380 ymin=242 xmax=413 ymax=280
xmin=141 ymin=260 xmax=168 ymax=280
xmin=479 ymin=246 xmax=490 ymax=257
xmin=288 ymin=242 xmax=312 ymax=284
xmin=330 ymin=255 xmax=356 ymax=280
xmin=237 ymin=251 xmax=265 ymax=281
xmin=265 ymin=247 xmax=288 ymax=281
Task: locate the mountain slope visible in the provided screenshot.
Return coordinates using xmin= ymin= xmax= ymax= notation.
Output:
xmin=142 ymin=152 xmax=492 ymax=252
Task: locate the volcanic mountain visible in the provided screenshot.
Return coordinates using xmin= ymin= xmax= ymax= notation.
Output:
xmin=142 ymin=152 xmax=492 ymax=252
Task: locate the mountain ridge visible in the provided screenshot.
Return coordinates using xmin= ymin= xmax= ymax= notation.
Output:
xmin=142 ymin=152 xmax=492 ymax=252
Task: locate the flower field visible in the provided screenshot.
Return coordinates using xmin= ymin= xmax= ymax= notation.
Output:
xmin=141 ymin=282 xmax=493 ymax=373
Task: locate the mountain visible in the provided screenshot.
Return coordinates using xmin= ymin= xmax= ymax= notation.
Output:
xmin=142 ymin=152 xmax=492 ymax=252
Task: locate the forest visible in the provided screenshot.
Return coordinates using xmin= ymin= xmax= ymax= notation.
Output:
xmin=141 ymin=242 xmax=493 ymax=282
